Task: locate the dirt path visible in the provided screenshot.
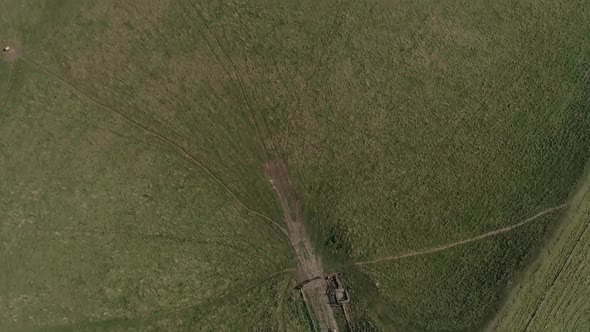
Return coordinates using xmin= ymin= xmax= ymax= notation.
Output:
xmin=356 ymin=204 xmax=567 ymax=266
xmin=266 ymin=161 xmax=339 ymax=332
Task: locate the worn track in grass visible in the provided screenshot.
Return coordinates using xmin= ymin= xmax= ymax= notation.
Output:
xmin=356 ymin=204 xmax=567 ymax=266
xmin=266 ymin=160 xmax=339 ymax=332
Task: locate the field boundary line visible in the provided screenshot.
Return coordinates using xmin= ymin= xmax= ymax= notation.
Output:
xmin=355 ymin=204 xmax=567 ymax=266
xmin=523 ymin=216 xmax=590 ymax=331
xmin=521 ymin=187 xmax=590 ymax=331
xmin=22 ymin=57 xmax=289 ymax=240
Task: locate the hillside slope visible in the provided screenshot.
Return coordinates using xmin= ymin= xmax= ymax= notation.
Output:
xmin=489 ymin=168 xmax=590 ymax=331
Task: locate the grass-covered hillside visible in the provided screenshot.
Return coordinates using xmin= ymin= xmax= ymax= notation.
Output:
xmin=1 ymin=0 xmax=589 ymax=331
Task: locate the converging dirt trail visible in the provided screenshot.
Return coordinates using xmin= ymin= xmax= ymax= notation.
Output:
xmin=355 ymin=204 xmax=567 ymax=266
xmin=266 ymin=161 xmax=339 ymax=332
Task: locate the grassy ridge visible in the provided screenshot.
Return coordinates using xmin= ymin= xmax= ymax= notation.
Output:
xmin=489 ymin=168 xmax=590 ymax=331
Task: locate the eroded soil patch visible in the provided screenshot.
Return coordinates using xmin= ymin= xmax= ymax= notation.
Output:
xmin=266 ymin=160 xmax=339 ymax=331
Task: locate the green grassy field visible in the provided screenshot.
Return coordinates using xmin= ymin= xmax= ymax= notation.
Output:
xmin=0 ymin=1 xmax=305 ymax=331
xmin=284 ymin=0 xmax=590 ymax=330
xmin=488 ymin=169 xmax=590 ymax=332
xmin=1 ymin=0 xmax=590 ymax=331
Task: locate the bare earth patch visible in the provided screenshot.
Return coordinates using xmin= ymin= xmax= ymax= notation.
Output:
xmin=1 ymin=40 xmax=23 ymax=62
xmin=266 ymin=160 xmax=339 ymax=331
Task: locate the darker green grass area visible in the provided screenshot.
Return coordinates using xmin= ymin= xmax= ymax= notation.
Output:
xmin=292 ymin=0 xmax=590 ymax=259
xmin=287 ymin=0 xmax=590 ymax=330
xmin=315 ymin=213 xmax=558 ymax=331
